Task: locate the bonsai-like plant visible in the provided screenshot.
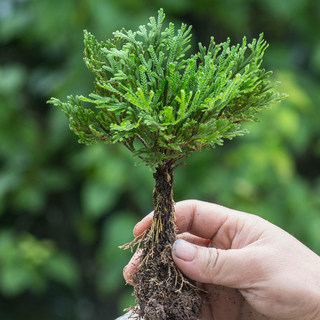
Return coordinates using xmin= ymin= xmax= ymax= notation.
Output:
xmin=48 ymin=9 xmax=284 ymax=320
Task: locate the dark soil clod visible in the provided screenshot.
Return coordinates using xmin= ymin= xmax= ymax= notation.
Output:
xmin=132 ymin=244 xmax=201 ymax=320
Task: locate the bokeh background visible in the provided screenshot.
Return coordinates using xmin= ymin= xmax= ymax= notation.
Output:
xmin=0 ymin=0 xmax=320 ymax=319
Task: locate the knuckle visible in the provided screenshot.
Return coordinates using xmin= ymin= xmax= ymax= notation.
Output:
xmin=198 ymin=248 xmax=221 ymax=282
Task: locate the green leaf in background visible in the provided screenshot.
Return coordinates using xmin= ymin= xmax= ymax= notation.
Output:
xmin=96 ymin=212 xmax=136 ymax=294
xmin=44 ymin=253 xmax=80 ymax=288
xmin=0 ymin=232 xmax=79 ymax=296
xmin=82 ymin=181 xmax=118 ymax=220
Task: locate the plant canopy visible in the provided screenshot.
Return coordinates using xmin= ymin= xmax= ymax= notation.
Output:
xmin=48 ymin=9 xmax=283 ymax=170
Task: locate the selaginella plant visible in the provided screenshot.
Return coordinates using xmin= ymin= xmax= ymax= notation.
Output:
xmin=48 ymin=9 xmax=284 ymax=320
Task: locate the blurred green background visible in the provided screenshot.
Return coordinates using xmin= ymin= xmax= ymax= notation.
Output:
xmin=0 ymin=0 xmax=320 ymax=319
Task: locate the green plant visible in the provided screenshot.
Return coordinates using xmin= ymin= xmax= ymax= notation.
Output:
xmin=48 ymin=9 xmax=284 ymax=320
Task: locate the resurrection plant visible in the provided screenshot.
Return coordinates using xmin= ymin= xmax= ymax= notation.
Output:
xmin=48 ymin=9 xmax=284 ymax=320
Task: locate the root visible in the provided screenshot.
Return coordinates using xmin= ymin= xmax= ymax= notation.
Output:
xmin=120 ymin=162 xmax=202 ymax=319
xmin=119 ymin=229 xmax=149 ymax=253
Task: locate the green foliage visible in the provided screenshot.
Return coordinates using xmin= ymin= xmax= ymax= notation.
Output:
xmin=0 ymin=231 xmax=79 ymax=296
xmin=49 ymin=9 xmax=283 ymax=168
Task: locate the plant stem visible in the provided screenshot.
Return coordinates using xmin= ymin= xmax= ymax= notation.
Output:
xmin=151 ymin=162 xmax=176 ymax=246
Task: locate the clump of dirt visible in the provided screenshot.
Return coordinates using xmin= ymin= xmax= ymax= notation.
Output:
xmin=132 ymin=242 xmax=201 ymax=320
xmin=125 ymin=162 xmax=202 ymax=320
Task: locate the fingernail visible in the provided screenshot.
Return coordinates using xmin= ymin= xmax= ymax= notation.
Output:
xmin=133 ymin=223 xmax=141 ymax=236
xmin=173 ymin=239 xmax=196 ymax=261
xmin=133 ymin=225 xmax=138 ymax=236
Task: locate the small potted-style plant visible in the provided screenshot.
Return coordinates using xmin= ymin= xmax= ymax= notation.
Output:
xmin=49 ymin=9 xmax=284 ymax=320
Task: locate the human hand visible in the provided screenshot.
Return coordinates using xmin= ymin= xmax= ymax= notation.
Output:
xmin=124 ymin=200 xmax=320 ymax=320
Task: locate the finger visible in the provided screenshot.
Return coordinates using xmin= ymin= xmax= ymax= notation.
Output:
xmin=172 ymin=239 xmax=252 ymax=288
xmin=134 ymin=200 xmax=238 ymax=239
xmin=123 ymin=251 xmax=141 ymax=285
xmin=134 ymin=200 xmax=255 ymax=249
xmin=133 ymin=212 xmax=153 ymax=237
xmin=177 ymin=232 xmax=211 ymax=247
xmin=173 ymin=200 xmax=255 ymax=246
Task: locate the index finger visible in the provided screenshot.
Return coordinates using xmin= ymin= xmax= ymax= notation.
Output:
xmin=134 ymin=200 xmax=241 ymax=239
xmin=173 ymin=199 xmax=238 ymax=239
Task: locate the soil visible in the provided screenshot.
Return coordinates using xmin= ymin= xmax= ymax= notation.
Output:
xmin=130 ymin=162 xmax=202 ymax=320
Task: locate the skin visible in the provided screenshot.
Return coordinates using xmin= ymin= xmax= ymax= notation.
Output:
xmin=123 ymin=200 xmax=320 ymax=320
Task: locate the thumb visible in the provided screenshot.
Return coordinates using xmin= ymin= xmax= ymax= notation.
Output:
xmin=172 ymin=239 xmax=247 ymax=288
